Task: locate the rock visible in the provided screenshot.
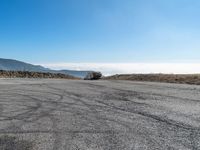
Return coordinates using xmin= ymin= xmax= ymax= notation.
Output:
xmin=84 ymin=72 xmax=102 ymax=80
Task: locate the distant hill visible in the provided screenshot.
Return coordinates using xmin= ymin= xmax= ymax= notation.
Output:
xmin=0 ymin=58 xmax=50 ymax=72
xmin=0 ymin=58 xmax=91 ymax=78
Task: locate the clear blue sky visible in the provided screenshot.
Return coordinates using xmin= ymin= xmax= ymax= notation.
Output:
xmin=0 ymin=0 xmax=200 ymax=63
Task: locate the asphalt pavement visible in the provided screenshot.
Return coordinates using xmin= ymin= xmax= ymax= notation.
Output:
xmin=0 ymin=79 xmax=200 ymax=150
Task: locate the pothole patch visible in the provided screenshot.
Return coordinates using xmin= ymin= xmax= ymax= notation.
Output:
xmin=0 ymin=135 xmax=33 ymax=150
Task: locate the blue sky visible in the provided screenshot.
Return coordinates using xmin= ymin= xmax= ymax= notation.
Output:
xmin=0 ymin=0 xmax=200 ymax=71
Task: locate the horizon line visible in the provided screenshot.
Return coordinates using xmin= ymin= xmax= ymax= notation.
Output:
xmin=39 ymin=62 xmax=200 ymax=76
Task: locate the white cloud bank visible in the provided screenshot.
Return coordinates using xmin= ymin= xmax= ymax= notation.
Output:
xmin=40 ymin=63 xmax=200 ymax=76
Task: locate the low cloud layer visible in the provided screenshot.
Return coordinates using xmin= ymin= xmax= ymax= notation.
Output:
xmin=41 ymin=63 xmax=200 ymax=76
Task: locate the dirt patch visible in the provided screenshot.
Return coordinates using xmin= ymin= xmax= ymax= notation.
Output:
xmin=0 ymin=135 xmax=33 ymax=150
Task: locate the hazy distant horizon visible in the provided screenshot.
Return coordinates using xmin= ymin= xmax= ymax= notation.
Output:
xmin=40 ymin=62 xmax=200 ymax=76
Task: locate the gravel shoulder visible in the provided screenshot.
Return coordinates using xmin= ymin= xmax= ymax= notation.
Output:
xmin=0 ymin=79 xmax=200 ymax=150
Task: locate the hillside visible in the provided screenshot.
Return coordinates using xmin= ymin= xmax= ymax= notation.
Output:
xmin=0 ymin=58 xmax=49 ymax=72
xmin=0 ymin=58 xmax=91 ymax=78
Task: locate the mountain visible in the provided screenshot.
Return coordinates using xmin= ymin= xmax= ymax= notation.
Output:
xmin=0 ymin=58 xmax=50 ymax=72
xmin=0 ymin=58 xmax=90 ymax=78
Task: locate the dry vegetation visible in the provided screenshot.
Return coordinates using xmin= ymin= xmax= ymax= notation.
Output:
xmin=0 ymin=70 xmax=79 ymax=79
xmin=104 ymin=74 xmax=200 ymax=85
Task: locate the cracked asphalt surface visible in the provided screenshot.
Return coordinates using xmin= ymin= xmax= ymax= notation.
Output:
xmin=0 ymin=78 xmax=200 ymax=150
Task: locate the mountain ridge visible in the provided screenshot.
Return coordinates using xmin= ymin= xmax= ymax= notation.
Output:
xmin=0 ymin=58 xmax=91 ymax=78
